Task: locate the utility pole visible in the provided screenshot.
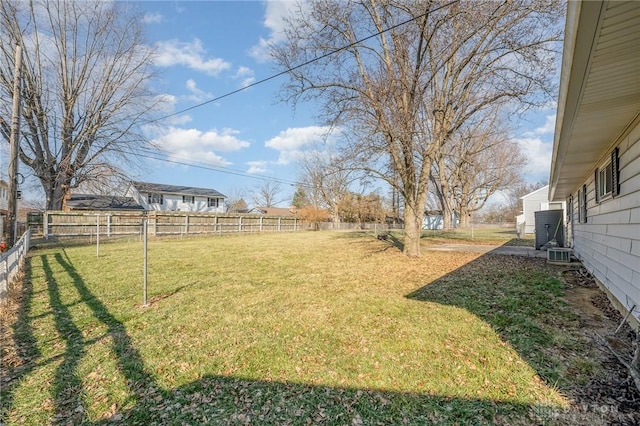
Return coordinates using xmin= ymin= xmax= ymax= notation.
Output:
xmin=8 ymin=44 xmax=22 ymax=248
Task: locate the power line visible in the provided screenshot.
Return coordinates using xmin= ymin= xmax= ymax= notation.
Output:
xmin=114 ymin=145 xmax=306 ymax=188
xmin=149 ymin=0 xmax=458 ymax=124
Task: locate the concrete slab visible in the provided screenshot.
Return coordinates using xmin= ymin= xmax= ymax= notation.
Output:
xmin=425 ymin=243 xmax=547 ymax=258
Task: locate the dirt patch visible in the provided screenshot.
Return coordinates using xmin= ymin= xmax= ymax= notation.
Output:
xmin=554 ymin=267 xmax=640 ymax=425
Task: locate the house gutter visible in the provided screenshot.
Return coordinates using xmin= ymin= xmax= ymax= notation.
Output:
xmin=549 ymin=0 xmax=606 ymax=201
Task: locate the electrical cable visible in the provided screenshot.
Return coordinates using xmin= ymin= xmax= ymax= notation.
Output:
xmin=148 ymin=0 xmax=458 ymax=124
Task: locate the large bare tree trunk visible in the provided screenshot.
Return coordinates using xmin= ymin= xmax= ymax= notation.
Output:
xmin=403 ymin=207 xmax=422 ymax=257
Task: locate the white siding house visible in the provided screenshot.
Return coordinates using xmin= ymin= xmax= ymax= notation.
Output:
xmin=422 ymin=211 xmax=459 ymax=230
xmin=549 ymin=1 xmax=640 ymax=328
xmin=126 ymin=181 xmax=226 ymax=213
xmin=0 ymin=180 xmax=8 ymax=212
xmin=0 ymin=180 xmax=7 ymax=235
xmin=516 ymin=185 xmax=565 ymax=235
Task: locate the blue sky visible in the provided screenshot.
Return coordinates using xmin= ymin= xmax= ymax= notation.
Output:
xmin=8 ymin=1 xmax=558 ymax=205
xmin=130 ymin=1 xmax=558 ymax=205
xmin=131 ymin=0 xmax=332 ymax=204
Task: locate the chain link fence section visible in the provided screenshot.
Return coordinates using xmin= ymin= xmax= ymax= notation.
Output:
xmin=0 ymin=229 xmax=31 ymax=303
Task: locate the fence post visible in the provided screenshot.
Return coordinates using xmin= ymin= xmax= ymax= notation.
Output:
xmin=152 ymin=212 xmax=157 ymax=236
xmin=96 ymin=214 xmax=100 ymax=258
xmin=44 ymin=211 xmax=49 ymax=240
xmin=239 ymin=216 xmax=243 ymax=233
xmin=107 ymin=214 xmax=111 ymax=237
xmin=142 ymin=216 xmax=148 ymax=307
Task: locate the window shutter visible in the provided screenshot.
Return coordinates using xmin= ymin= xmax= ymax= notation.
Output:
xmin=594 ymin=169 xmax=599 ymax=203
xmin=583 ymin=184 xmax=588 ymax=223
xmin=611 ymin=147 xmax=620 ymax=196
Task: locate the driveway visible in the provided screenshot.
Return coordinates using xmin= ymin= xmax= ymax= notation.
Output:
xmin=425 ymin=243 xmax=547 ymax=258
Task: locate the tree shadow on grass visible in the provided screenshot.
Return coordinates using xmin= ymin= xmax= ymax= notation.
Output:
xmin=14 ymin=250 xmax=161 ymax=424
xmin=4 ymin=246 xmax=565 ymax=425
xmin=0 ymin=264 xmax=41 ymax=420
xmin=98 ymin=374 xmax=536 ymax=425
xmin=406 ymin=254 xmax=571 ymax=388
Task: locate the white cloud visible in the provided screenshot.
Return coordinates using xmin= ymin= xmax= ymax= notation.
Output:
xmin=514 ymin=137 xmax=553 ymax=182
xmin=152 ymin=127 xmax=251 ymax=166
xmin=154 ymin=39 xmax=231 ymax=76
xmin=185 ymin=79 xmax=213 ymax=102
xmin=534 ymin=114 xmax=556 ymax=135
xmin=249 ymin=1 xmax=302 ymax=62
xmin=155 ymin=93 xmax=178 ymax=112
xmin=265 ymin=126 xmax=335 ymax=164
xmin=151 ymin=93 xmax=192 ymax=126
xmin=247 ymin=161 xmax=268 ymax=174
xmin=235 ymin=66 xmax=256 ymax=88
xmin=142 ymin=12 xmax=164 ymax=24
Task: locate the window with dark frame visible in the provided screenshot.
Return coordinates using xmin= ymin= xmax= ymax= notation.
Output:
xmin=208 ymin=197 xmax=219 ymax=208
xmin=579 ymin=185 xmax=587 ymax=223
xmin=148 ymin=193 xmax=163 ymax=204
xmin=182 ymin=195 xmax=195 ymax=204
xmin=595 ymin=147 xmax=620 ymax=202
xmin=597 ymin=160 xmax=613 ymax=199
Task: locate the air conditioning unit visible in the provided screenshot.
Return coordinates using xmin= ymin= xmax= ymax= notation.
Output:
xmin=547 ymin=247 xmax=572 ymax=264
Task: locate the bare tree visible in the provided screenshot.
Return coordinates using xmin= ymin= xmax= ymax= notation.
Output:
xmin=339 ymin=192 xmax=386 ymax=225
xmin=251 ymin=181 xmax=286 ymax=208
xmin=432 ymin=115 xmax=527 ymax=228
xmin=297 ymin=150 xmax=353 ymax=224
xmin=272 ymin=0 xmax=562 ymax=256
xmin=297 ymin=205 xmax=329 ymax=230
xmin=0 ymin=0 xmax=160 ymax=210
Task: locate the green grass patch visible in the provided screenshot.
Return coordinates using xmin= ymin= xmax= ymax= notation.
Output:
xmin=418 ymin=226 xmax=527 ymax=245
xmin=1 ymin=232 xmax=591 ymax=425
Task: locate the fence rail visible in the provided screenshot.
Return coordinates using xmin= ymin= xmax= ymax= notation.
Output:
xmin=42 ymin=211 xmax=300 ymax=239
xmin=0 ymin=230 xmax=31 ymax=303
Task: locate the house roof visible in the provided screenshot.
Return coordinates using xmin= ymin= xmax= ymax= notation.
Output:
xmin=549 ymin=1 xmax=640 ymax=201
xmin=66 ymin=194 xmax=145 ymax=211
xmin=249 ymin=207 xmax=297 ymax=216
xmin=130 ymin=181 xmax=226 ymax=198
xmin=520 ymin=185 xmax=549 ymax=201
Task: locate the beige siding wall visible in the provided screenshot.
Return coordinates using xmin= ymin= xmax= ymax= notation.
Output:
xmin=570 ymin=120 xmax=640 ymax=327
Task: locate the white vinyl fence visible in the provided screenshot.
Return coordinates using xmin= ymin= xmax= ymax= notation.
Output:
xmin=0 ymin=230 xmax=31 ymax=303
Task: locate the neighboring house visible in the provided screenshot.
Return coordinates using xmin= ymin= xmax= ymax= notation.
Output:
xmin=126 ymin=181 xmax=226 ymax=213
xmin=0 ymin=180 xmax=7 ymax=237
xmin=64 ymin=194 xmax=144 ymax=211
xmin=516 ymin=185 xmax=565 ymax=235
xmin=248 ymin=206 xmax=297 ymax=217
xmin=422 ymin=210 xmax=459 ymax=230
xmin=549 ymin=1 xmax=640 ymax=328
xmin=0 ymin=180 xmax=8 ymax=213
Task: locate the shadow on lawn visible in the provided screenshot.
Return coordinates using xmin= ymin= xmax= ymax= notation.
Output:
xmin=3 ymin=246 xmax=564 ymax=425
xmin=1 ymin=264 xmax=41 ymax=419
xmin=406 ymin=253 xmax=570 ymax=388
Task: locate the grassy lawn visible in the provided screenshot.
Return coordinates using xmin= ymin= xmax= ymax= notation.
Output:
xmin=1 ymin=231 xmax=593 ymax=424
xmin=417 ymin=226 xmax=535 ymax=247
